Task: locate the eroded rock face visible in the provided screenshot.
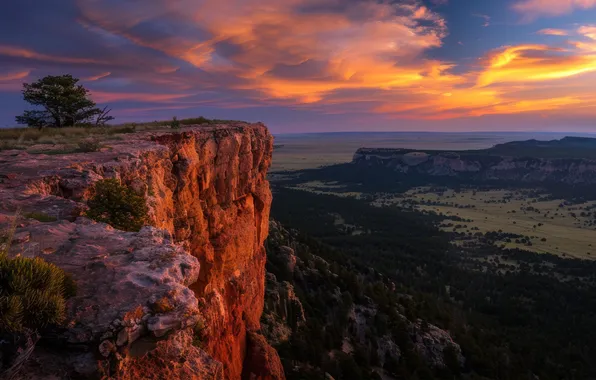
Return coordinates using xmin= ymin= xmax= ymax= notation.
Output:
xmin=262 ymin=272 xmax=306 ymax=346
xmin=353 ymin=148 xmax=596 ymax=184
xmin=242 ymin=332 xmax=285 ymax=380
xmin=110 ymin=330 xmax=224 ymax=380
xmin=0 ymin=124 xmax=282 ymax=379
xmin=411 ymin=320 xmax=465 ymax=368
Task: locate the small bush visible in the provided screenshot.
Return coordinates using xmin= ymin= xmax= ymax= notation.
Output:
xmin=24 ymin=212 xmax=57 ymax=223
xmin=0 ymin=255 xmax=74 ymax=332
xmin=179 ymin=117 xmax=210 ymax=125
xmin=120 ymin=123 xmax=137 ymax=134
xmin=171 ymin=116 xmax=180 ymax=129
xmin=86 ymin=179 xmax=149 ymax=232
xmin=77 ymin=139 xmax=103 ymax=152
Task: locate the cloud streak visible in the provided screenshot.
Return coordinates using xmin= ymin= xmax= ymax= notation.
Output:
xmin=513 ymin=0 xmax=596 ymax=19
xmin=0 ymin=70 xmax=30 ymax=82
xmin=537 ymin=29 xmax=569 ymax=36
xmin=0 ymin=45 xmax=107 ymax=65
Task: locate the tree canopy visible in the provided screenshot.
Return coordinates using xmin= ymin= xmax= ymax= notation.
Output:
xmin=15 ymin=74 xmax=113 ymax=128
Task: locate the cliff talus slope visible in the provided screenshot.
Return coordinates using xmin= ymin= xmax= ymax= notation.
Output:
xmin=0 ymin=123 xmax=283 ymax=379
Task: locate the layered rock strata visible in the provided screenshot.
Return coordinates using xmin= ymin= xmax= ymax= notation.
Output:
xmin=353 ymin=148 xmax=596 ymax=183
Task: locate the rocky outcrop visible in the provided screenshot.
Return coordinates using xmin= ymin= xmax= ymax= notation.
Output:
xmin=353 ymin=147 xmax=596 ymax=184
xmin=411 ymin=320 xmax=465 ymax=369
xmin=0 ymin=124 xmax=283 ymax=379
xmin=243 ymin=332 xmax=286 ymax=380
xmin=262 ymin=272 xmax=306 ymax=345
xmin=376 ymin=335 xmax=401 ymax=368
xmin=104 ymin=329 xmax=224 ymax=380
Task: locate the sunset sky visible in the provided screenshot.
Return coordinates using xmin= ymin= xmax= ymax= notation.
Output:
xmin=1 ymin=0 xmax=595 ymax=133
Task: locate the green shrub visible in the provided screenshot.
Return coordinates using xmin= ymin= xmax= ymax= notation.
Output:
xmin=0 ymin=255 xmax=74 ymax=332
xmin=23 ymin=212 xmax=57 ymax=223
xmin=179 ymin=117 xmax=210 ymax=125
xmin=121 ymin=123 xmax=137 ymax=134
xmin=171 ymin=116 xmax=180 ymax=129
xmin=86 ymin=179 xmax=149 ymax=232
xmin=77 ymin=139 xmax=103 ymax=152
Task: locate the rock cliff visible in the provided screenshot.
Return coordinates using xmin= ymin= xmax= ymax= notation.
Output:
xmin=0 ymin=123 xmax=284 ymax=379
xmin=353 ymin=147 xmax=596 ymax=184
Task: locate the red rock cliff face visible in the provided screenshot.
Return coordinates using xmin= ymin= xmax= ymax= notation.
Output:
xmin=0 ymin=123 xmax=283 ymax=379
xmin=146 ymin=127 xmax=274 ymax=379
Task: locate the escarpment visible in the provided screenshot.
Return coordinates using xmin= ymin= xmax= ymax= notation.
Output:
xmin=353 ymin=146 xmax=596 ymax=184
xmin=0 ymin=123 xmax=283 ymax=379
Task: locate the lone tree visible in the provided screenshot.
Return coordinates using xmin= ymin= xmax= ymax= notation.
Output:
xmin=15 ymin=74 xmax=113 ymax=128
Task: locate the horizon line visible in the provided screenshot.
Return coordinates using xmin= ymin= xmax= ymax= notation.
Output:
xmin=273 ymin=130 xmax=596 ymax=136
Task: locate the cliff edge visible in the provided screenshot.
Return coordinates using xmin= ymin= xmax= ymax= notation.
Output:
xmin=0 ymin=123 xmax=283 ymax=379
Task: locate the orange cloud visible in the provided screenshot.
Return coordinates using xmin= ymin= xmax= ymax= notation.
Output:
xmin=0 ymin=70 xmax=30 ymax=91
xmin=0 ymin=45 xmax=107 ymax=64
xmin=573 ymin=25 xmax=596 ymax=52
xmin=513 ymin=0 xmax=596 ymax=18
xmin=468 ymin=97 xmax=583 ymax=117
xmin=477 ymin=45 xmax=596 ymax=87
xmin=578 ymin=25 xmax=596 ymax=40
xmin=69 ymin=0 xmax=596 ymax=121
xmin=77 ymin=0 xmax=448 ymax=101
xmin=537 ymin=28 xmax=569 ymax=36
xmin=86 ymin=72 xmax=111 ymax=81
xmin=90 ymin=91 xmax=194 ymax=103
xmin=0 ymin=70 xmax=30 ymax=82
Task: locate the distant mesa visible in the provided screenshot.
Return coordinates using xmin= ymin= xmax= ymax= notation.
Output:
xmin=438 ymin=152 xmax=460 ymax=159
xmin=402 ymin=151 xmax=430 ymax=166
xmin=490 ymin=136 xmax=596 ymax=153
xmin=352 ymin=136 xmax=596 ymax=184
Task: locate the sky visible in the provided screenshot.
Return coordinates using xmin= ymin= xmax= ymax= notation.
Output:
xmin=0 ymin=0 xmax=595 ymax=133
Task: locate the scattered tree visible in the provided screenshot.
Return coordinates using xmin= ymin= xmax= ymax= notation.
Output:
xmin=15 ymin=74 xmax=113 ymax=128
xmin=171 ymin=116 xmax=180 ymax=129
xmin=94 ymin=105 xmax=115 ymax=127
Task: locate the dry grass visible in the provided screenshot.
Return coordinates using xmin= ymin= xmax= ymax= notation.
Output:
xmin=0 ymin=212 xmax=19 ymax=257
xmin=398 ymin=188 xmax=596 ymax=259
xmin=287 ymin=181 xmax=596 ymax=259
xmin=271 ymin=151 xmax=353 ymax=171
xmin=0 ymin=125 xmax=141 ymax=151
xmin=0 ymin=117 xmax=241 ymax=152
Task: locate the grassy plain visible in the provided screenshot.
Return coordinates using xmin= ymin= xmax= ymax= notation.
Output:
xmin=288 ymin=181 xmax=363 ymax=198
xmin=393 ymin=188 xmax=596 ymax=259
xmin=279 ymin=178 xmax=596 ymax=259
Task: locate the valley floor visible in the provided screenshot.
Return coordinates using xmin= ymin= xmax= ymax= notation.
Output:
xmin=281 ymin=179 xmax=596 ymax=260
